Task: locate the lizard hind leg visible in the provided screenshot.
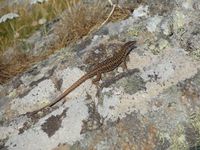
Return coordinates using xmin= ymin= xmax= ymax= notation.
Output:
xmin=92 ymin=73 xmax=102 ymax=86
xmin=121 ymin=59 xmax=128 ymax=72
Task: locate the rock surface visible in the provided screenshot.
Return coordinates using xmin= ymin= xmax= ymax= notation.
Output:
xmin=1 ymin=0 xmax=200 ymax=150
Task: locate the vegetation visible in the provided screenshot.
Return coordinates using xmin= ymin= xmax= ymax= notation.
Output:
xmin=0 ymin=0 xmax=131 ymax=84
xmin=0 ymin=0 xmax=78 ymax=53
xmin=169 ymin=112 xmax=200 ymax=150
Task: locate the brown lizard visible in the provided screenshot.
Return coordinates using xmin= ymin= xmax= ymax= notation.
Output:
xmin=31 ymin=41 xmax=137 ymax=114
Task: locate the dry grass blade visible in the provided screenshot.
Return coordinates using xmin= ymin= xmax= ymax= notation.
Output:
xmin=97 ymin=4 xmax=116 ymax=31
xmin=55 ymin=0 xmax=109 ymax=47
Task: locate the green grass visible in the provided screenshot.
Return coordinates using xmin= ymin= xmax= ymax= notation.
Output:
xmin=0 ymin=0 xmax=78 ymax=53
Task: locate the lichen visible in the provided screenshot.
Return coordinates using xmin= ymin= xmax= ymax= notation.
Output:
xmin=116 ymin=74 xmax=146 ymax=95
xmin=170 ymin=125 xmax=189 ymax=150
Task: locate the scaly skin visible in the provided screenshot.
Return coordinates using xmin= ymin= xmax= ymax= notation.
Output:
xmin=32 ymin=41 xmax=137 ymax=114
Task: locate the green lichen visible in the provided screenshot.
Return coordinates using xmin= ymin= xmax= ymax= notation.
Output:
xmin=189 ymin=112 xmax=200 ymax=146
xmin=168 ymin=111 xmax=200 ymax=150
xmin=173 ymin=10 xmax=186 ymax=31
xmin=191 ymin=49 xmax=200 ymax=60
xmin=116 ymin=74 xmax=146 ymax=95
xmin=170 ymin=125 xmax=189 ymax=150
xmin=150 ymin=47 xmax=160 ymax=55
xmin=158 ymin=39 xmax=169 ymax=50
xmin=127 ymin=27 xmax=140 ymax=36
xmin=150 ymin=39 xmax=169 ymax=55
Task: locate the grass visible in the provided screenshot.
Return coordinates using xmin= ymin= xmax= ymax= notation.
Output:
xmin=0 ymin=0 xmax=78 ymax=53
xmin=54 ymin=1 xmax=130 ymax=49
xmin=0 ymin=0 xmax=132 ymax=84
xmin=54 ymin=1 xmax=108 ymax=49
xmin=0 ymin=0 xmax=77 ymax=84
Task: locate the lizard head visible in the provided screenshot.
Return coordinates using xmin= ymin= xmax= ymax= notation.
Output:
xmin=123 ymin=40 xmax=137 ymax=54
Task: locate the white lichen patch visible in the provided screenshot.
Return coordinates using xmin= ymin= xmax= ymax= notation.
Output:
xmin=182 ymin=0 xmax=194 ymax=10
xmin=173 ymin=10 xmax=186 ymax=30
xmin=146 ymin=15 xmax=163 ymax=33
xmin=141 ymin=48 xmax=195 ymax=83
xmin=132 ymin=5 xmax=149 ymax=18
xmin=5 ymin=97 xmax=89 ymax=150
xmin=98 ymin=87 xmax=149 ymax=121
xmin=52 ymin=98 xmax=89 ymax=144
xmin=10 ymin=79 xmax=57 ymax=115
xmin=158 ymin=39 xmax=169 ymax=50
xmin=98 ymin=88 xmax=121 ymax=120
xmin=20 ymin=66 xmax=53 ymax=86
xmin=161 ymin=18 xmax=172 ymax=36
xmin=0 ymin=127 xmax=18 ymax=141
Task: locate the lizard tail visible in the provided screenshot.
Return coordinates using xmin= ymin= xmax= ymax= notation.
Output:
xmin=51 ymin=73 xmax=90 ymax=106
xmin=31 ymin=73 xmax=91 ymax=115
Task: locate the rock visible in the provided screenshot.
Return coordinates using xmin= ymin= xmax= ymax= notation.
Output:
xmin=1 ymin=0 xmax=200 ymax=149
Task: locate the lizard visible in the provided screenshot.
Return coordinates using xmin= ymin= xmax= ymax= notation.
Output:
xmin=31 ymin=41 xmax=137 ymax=115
